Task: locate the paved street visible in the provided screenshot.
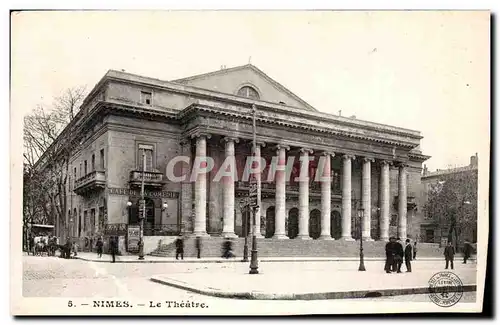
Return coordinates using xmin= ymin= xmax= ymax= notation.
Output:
xmin=22 ymin=254 xmax=477 ymax=315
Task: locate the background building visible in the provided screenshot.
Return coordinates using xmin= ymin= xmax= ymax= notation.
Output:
xmin=420 ymin=154 xmax=478 ymax=244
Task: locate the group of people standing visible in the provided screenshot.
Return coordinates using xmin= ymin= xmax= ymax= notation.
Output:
xmin=385 ymin=237 xmax=475 ymax=273
xmin=384 ymin=237 xmax=415 ymax=273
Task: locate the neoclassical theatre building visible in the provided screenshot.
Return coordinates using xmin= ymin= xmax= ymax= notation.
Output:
xmin=61 ymin=64 xmax=430 ymax=251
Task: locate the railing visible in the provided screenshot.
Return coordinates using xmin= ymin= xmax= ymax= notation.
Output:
xmin=129 ymin=170 xmax=164 ymax=185
xmin=74 ymin=170 xmax=106 ymax=191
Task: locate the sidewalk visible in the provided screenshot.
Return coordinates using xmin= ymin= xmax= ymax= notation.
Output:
xmin=150 ymin=261 xmax=477 ymax=300
xmin=74 ymin=252 xmax=476 ymax=264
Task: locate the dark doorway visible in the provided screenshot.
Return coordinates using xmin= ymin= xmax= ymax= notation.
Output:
xmin=266 ymin=206 xmax=275 ymax=238
xmin=309 ymin=209 xmax=321 ymax=239
xmin=331 ymin=211 xmax=342 ymax=239
xmin=288 ymin=208 xmax=299 ymax=239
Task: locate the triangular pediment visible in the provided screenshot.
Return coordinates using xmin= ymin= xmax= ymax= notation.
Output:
xmin=172 ymin=64 xmax=316 ymax=111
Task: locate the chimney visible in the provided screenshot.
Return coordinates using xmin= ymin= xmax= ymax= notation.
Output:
xmin=470 ymin=153 xmax=478 ymax=167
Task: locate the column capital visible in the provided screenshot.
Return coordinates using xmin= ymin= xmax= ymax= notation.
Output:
xmin=299 ymin=148 xmax=314 ymax=154
xmin=191 ymin=132 xmax=212 ymax=140
xmin=396 ymin=161 xmax=409 ymax=168
xmin=221 ymin=136 xmax=240 ymax=144
xmin=362 ymin=157 xmax=375 ymax=163
xmin=380 ymin=160 xmax=394 ymax=166
xmin=274 ymin=144 xmax=291 ymax=152
xmin=342 ymin=154 xmax=356 ymax=161
xmin=321 ymin=151 xmax=335 ymax=157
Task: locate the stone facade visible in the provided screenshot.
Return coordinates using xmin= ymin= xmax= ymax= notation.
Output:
xmin=39 ymin=64 xmax=430 ymax=252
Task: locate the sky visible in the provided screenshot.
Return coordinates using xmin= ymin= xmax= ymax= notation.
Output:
xmin=11 ymin=10 xmax=490 ymax=171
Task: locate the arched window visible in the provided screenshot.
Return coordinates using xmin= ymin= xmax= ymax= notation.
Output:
xmin=237 ymin=86 xmax=260 ymax=99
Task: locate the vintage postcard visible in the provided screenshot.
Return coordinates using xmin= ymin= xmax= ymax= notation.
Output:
xmin=10 ymin=10 xmax=489 ymax=315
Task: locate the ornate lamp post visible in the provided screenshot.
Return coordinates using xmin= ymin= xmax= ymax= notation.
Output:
xmin=249 ymin=104 xmax=259 ymax=274
xmin=358 ymin=207 xmax=366 ymax=271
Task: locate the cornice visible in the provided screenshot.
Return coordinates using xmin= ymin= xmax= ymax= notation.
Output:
xmin=187 ymin=104 xmax=418 ymax=149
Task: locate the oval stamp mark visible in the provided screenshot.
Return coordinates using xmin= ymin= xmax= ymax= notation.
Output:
xmin=428 ymin=271 xmax=464 ymax=307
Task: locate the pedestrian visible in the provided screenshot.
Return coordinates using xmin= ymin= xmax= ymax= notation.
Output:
xmin=463 ymin=240 xmax=473 ymax=264
xmin=110 ymin=236 xmax=117 ymax=263
xmin=72 ymin=240 xmax=78 ymax=257
xmin=64 ymin=238 xmax=72 ymax=259
xmin=413 ymin=241 xmax=418 ymax=260
xmin=404 ymin=239 xmax=413 ymax=272
xmin=195 ymin=236 xmax=202 ymax=259
xmin=96 ymin=236 xmax=104 ymax=258
xmin=394 ymin=238 xmax=404 ymax=273
xmin=444 ymin=241 xmax=455 ymax=270
xmin=384 ymin=237 xmax=396 ymax=273
xmin=175 ymin=235 xmax=184 ymax=260
xmin=89 ymin=236 xmax=94 ymax=253
xmin=222 ymin=239 xmax=234 ymax=259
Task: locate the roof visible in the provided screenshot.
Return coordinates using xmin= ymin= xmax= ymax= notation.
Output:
xmin=172 ymin=64 xmax=317 ymax=111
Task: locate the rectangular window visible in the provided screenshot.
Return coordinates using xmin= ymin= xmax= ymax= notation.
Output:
xmin=84 ymin=160 xmax=88 ymax=175
xmin=100 ymin=149 xmax=105 ymax=170
xmin=73 ymin=167 xmax=77 ymax=188
xmin=138 ymin=144 xmax=154 ymax=171
xmin=79 ymin=163 xmax=82 ymax=178
xmin=91 ymin=154 xmax=95 ymax=172
xmin=141 ymin=91 xmax=152 ymax=105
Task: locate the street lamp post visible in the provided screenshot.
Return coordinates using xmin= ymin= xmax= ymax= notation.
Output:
xmin=358 ymin=207 xmax=366 ymax=271
xmin=138 ymin=151 xmax=146 ymax=260
xmin=249 ymin=104 xmax=259 ymax=274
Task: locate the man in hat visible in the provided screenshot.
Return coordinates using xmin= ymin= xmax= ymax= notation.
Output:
xmin=404 ymin=238 xmax=413 ymax=272
xmin=394 ymin=238 xmax=404 ymax=273
xmin=463 ymin=240 xmax=473 ymax=264
xmin=384 ymin=237 xmax=396 ymax=273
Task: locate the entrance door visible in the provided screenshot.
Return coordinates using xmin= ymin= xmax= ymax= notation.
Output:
xmin=288 ymin=208 xmax=299 ymax=239
xmin=309 ymin=209 xmax=321 ymax=239
xmin=265 ymin=206 xmax=275 ymax=238
xmin=331 ymin=211 xmax=342 ymax=239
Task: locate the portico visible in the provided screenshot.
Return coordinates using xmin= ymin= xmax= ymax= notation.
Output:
xmin=181 ymin=99 xmax=427 ymax=241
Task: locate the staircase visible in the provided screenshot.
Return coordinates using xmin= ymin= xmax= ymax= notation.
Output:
xmin=150 ymin=237 xmax=444 ymax=258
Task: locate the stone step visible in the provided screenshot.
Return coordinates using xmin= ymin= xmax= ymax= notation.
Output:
xmin=149 ymin=237 xmax=442 ymax=258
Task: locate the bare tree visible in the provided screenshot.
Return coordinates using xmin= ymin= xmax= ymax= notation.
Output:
xmin=424 ymin=169 xmax=478 ymax=250
xmin=23 ymin=86 xmax=87 ymax=239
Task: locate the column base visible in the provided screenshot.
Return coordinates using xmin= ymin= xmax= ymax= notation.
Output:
xmin=272 ymin=234 xmax=288 ymax=239
xmin=254 ymin=233 xmax=264 ymax=239
xmin=319 ymin=235 xmax=334 ymax=240
xmin=362 ymin=237 xmax=374 ymax=241
xmin=221 ymin=232 xmax=238 ymax=238
xmin=340 ymin=236 xmax=355 ymax=241
xmin=296 ymin=234 xmax=312 ymax=240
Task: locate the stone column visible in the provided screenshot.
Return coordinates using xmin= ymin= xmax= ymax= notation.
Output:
xmin=320 ymin=152 xmax=334 ymax=240
xmin=221 ymin=137 xmax=238 ymax=238
xmin=379 ymin=160 xmax=391 ymax=241
xmin=362 ymin=157 xmax=374 ymax=241
xmin=254 ymin=142 xmax=265 ymax=238
xmin=398 ymin=164 xmax=408 ymax=240
xmin=297 ymin=148 xmax=313 ymax=239
xmin=193 ymin=134 xmax=210 ymax=237
xmin=180 ymin=140 xmax=193 ymax=233
xmin=341 ymin=154 xmax=355 ymax=240
xmin=273 ymin=144 xmax=289 ymax=239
